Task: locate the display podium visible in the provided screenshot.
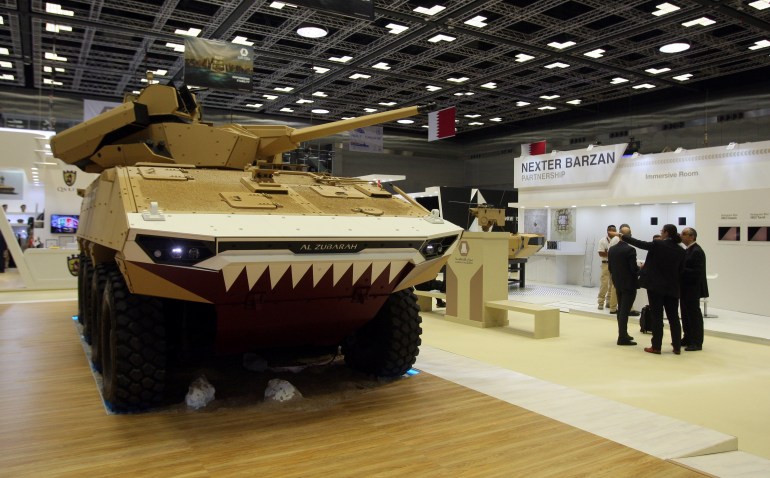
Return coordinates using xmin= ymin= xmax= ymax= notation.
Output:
xmin=444 ymin=232 xmax=510 ymax=328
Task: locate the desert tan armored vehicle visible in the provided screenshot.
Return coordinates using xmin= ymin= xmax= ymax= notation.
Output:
xmin=51 ymin=83 xmax=462 ymax=412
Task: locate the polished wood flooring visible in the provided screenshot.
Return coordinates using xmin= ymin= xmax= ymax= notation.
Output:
xmin=0 ymin=300 xmax=707 ymax=477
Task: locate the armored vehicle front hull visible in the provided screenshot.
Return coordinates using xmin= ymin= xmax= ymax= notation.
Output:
xmin=76 ymin=165 xmax=460 ymax=411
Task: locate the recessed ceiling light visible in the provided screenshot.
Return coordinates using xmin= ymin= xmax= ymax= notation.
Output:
xmin=245 ymin=103 xmax=262 ymax=108
xmin=397 ymin=119 xmax=414 ymax=124
xmin=372 ymin=62 xmax=391 ymax=70
xmin=659 ymin=42 xmax=690 ymax=53
xmin=46 ymin=3 xmax=74 ymax=16
xmin=165 ymin=42 xmax=185 ymax=52
xmin=280 ymin=107 xmax=294 ymax=113
xmin=544 ymin=62 xmax=569 ymax=69
xmin=611 ymin=77 xmax=629 ymax=84
xmin=297 ymin=25 xmax=328 ymax=38
xmin=0 ymin=60 xmax=11 ymax=68
xmin=538 ymin=106 xmax=557 ymax=110
xmin=0 ymin=47 xmax=9 ymax=55
xmin=540 ymin=94 xmax=560 ymax=100
xmin=584 ymin=49 xmax=605 ymax=58
xmin=232 ymin=36 xmax=254 ymax=46
xmin=447 ymin=76 xmax=469 ymax=83
xmin=312 ymin=66 xmax=329 ymax=74
xmin=515 ymin=53 xmax=535 ymax=62
xmin=566 ymin=99 xmax=582 ymax=105
xmin=413 ymin=5 xmax=446 ymax=16
xmin=652 ymin=3 xmax=680 ymax=16
xmin=547 ymin=41 xmax=576 ymax=49
xmin=464 ymin=16 xmax=488 ymax=28
xmin=349 ymin=73 xmax=371 ymax=80
xmin=364 ymin=108 xmax=378 ymax=113
xmin=263 ymin=94 xmax=278 ymax=100
xmin=329 ymin=55 xmax=353 ymax=63
xmin=45 ymin=23 xmax=72 ymax=33
xmin=425 ymin=85 xmax=442 ymax=91
xmin=311 ymin=109 xmax=329 ymax=114
xmin=682 ymin=17 xmax=715 ymax=27
xmin=44 ymin=52 xmax=67 ymax=62
xmin=749 ymin=40 xmax=770 ymax=50
xmin=385 ymin=23 xmax=408 ymax=34
xmin=645 ymin=67 xmax=671 ymax=74
xmin=480 ymin=82 xmax=497 ymax=89
xmin=312 ymin=91 xmax=328 ymax=97
xmin=490 ymin=117 xmax=502 ymax=122
xmin=633 ymin=83 xmax=656 ymax=89
xmin=464 ymin=114 xmax=480 ymax=118
xmin=274 ymin=86 xmax=294 ymax=92
xmin=468 ymin=122 xmax=484 ymax=126
xmin=428 ymin=34 xmax=456 ymax=43
xmin=296 ymin=99 xmax=314 ymax=104
xmin=749 ymin=1 xmax=770 ymax=10
xmin=175 ymin=27 xmax=201 ymax=37
xmin=673 ymin=73 xmax=693 ymax=81
xmin=379 ymin=101 xmax=397 ymax=106
xmin=516 ymin=101 xmax=530 ymax=107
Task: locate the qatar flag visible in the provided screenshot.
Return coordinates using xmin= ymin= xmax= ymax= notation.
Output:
xmin=428 ymin=107 xmax=456 ymax=141
xmin=521 ymin=140 xmax=547 ymax=156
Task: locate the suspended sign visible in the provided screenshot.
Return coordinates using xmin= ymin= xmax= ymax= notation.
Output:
xmin=184 ymin=38 xmax=253 ymax=93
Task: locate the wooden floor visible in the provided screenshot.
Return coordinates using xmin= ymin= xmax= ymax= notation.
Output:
xmin=0 ymin=301 xmax=708 ymax=477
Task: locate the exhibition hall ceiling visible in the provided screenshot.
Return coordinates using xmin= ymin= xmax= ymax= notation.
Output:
xmin=1 ymin=0 xmax=770 ymax=137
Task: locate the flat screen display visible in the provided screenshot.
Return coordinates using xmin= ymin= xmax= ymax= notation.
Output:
xmin=50 ymin=214 xmax=79 ymax=234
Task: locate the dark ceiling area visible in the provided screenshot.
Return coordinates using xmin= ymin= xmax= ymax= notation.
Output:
xmin=1 ymin=0 xmax=770 ymax=138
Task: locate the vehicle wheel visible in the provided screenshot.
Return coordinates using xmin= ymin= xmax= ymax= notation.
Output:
xmin=80 ymin=257 xmax=95 ymax=343
xmin=100 ymin=267 xmax=166 ymax=412
xmin=342 ymin=289 xmax=422 ymax=377
xmin=89 ymin=262 xmax=113 ymax=371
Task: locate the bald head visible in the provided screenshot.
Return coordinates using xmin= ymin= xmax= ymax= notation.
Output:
xmin=619 ymin=225 xmax=632 ymax=236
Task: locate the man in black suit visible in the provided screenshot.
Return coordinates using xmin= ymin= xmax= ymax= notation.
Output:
xmin=612 ymin=224 xmax=686 ymax=355
xmin=608 ymin=225 xmax=639 ymax=346
xmin=680 ymin=227 xmax=708 ymax=351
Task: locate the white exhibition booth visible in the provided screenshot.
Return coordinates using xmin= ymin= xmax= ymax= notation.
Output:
xmin=514 ymin=141 xmax=770 ymax=317
xmin=1 ymin=128 xmax=98 ymax=289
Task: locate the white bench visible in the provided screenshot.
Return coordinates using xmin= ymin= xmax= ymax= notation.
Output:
xmin=413 ymin=290 xmax=447 ymax=312
xmin=484 ymin=300 xmax=560 ymax=339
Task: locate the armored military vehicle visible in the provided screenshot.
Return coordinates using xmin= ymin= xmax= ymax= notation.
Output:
xmin=51 ymin=83 xmax=462 ymax=412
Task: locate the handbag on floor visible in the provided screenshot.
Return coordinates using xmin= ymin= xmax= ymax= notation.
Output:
xmin=639 ymin=305 xmax=652 ymax=333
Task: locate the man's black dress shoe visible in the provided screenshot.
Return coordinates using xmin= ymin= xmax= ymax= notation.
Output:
xmin=617 ymin=339 xmax=637 ymax=346
xmin=673 ymin=348 xmax=681 ymax=355
xmin=629 ymin=310 xmax=640 ymax=316
xmin=685 ymin=345 xmax=702 ymax=351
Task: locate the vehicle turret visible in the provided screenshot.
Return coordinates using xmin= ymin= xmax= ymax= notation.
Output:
xmin=51 ymin=83 xmax=436 ymax=172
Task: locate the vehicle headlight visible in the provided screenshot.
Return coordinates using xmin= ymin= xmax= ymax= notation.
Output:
xmin=137 ymin=235 xmax=216 ymax=265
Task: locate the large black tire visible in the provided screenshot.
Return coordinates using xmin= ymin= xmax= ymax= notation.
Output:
xmin=100 ymin=267 xmax=167 ymax=412
xmin=342 ymin=289 xmax=422 ymax=377
xmin=89 ymin=262 xmax=113 ymax=371
xmin=79 ymin=257 xmax=95 ymax=344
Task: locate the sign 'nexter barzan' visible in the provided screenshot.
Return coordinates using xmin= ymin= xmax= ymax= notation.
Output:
xmin=51 ymin=83 xmax=462 ymax=412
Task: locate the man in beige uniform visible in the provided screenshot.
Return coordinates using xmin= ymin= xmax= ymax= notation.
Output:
xmin=597 ymin=224 xmax=618 ymax=311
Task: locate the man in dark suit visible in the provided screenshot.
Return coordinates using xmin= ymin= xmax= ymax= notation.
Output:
xmin=680 ymin=227 xmax=708 ymax=351
xmin=608 ymin=224 xmax=639 ymax=346
xmin=612 ymin=224 xmax=686 ymax=355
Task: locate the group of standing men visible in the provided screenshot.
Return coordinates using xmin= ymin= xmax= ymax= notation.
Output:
xmin=597 ymin=223 xmax=708 ymax=354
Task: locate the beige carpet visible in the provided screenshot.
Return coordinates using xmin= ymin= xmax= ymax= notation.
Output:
xmin=419 ymin=309 xmax=770 ymax=461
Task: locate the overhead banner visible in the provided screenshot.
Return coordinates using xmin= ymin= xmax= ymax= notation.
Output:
xmin=184 ymin=37 xmax=253 ymax=93
xmin=514 ymin=143 xmax=627 ymax=189
xmin=349 ymin=126 xmax=383 ymax=153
